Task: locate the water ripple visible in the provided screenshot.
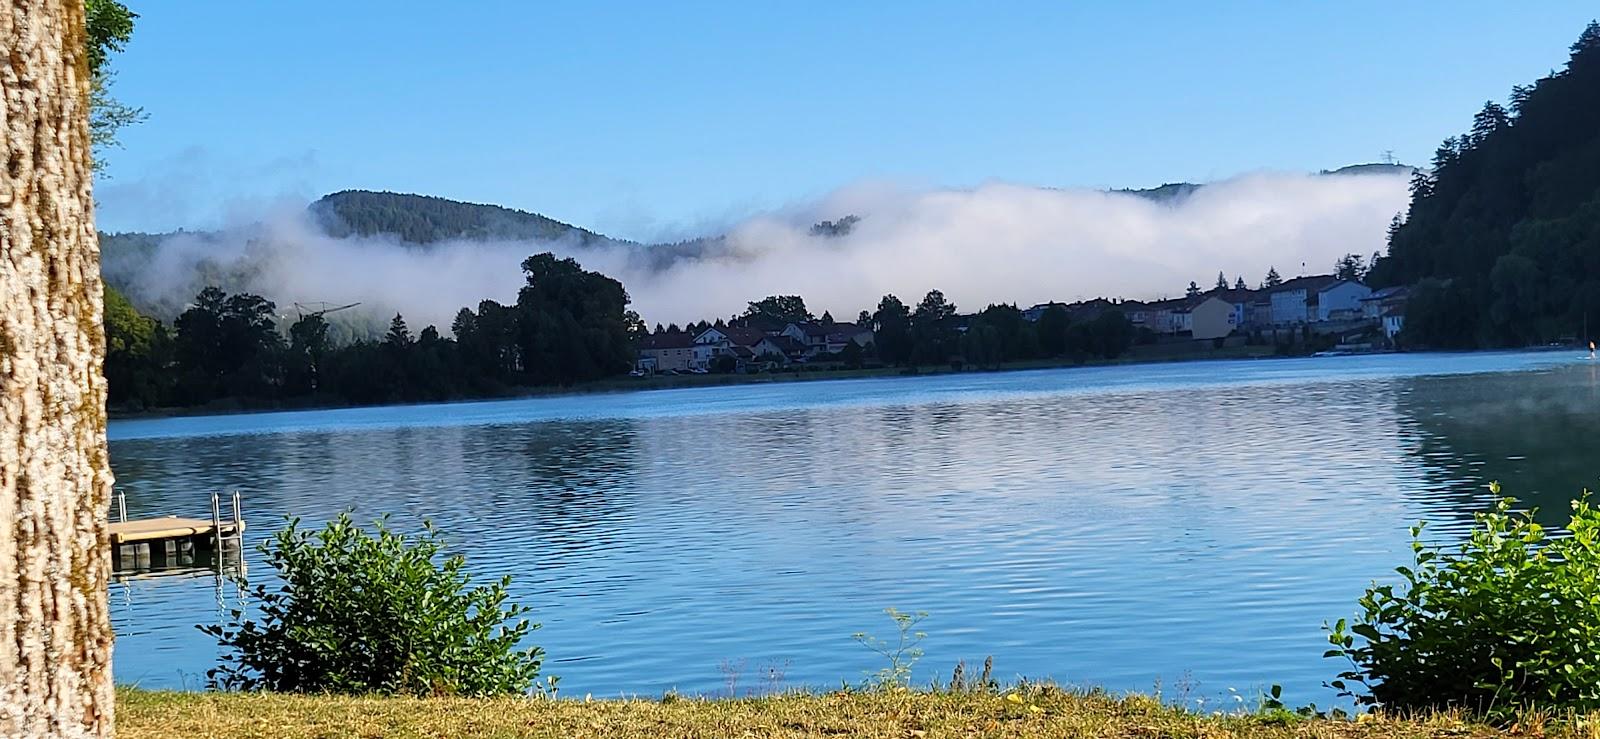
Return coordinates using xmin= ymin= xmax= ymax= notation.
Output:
xmin=108 ymin=351 xmax=1600 ymax=705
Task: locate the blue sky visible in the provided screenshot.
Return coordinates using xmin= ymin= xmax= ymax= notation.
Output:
xmin=97 ymin=1 xmax=1597 ymax=241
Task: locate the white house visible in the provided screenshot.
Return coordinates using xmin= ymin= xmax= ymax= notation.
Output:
xmin=751 ymin=335 xmax=806 ymax=364
xmin=1171 ymin=308 xmax=1192 ymax=334
xmin=1145 ymin=298 xmax=1189 ymax=334
xmin=1316 ymin=280 xmax=1372 ymax=321
xmin=1265 ymin=275 xmax=1372 ymax=324
xmin=1360 ymin=286 xmax=1410 ymax=319
xmin=1267 ymin=276 xmax=1336 ymax=325
xmin=780 ymin=321 xmax=873 ymax=357
xmin=1383 ymin=308 xmax=1405 ymax=339
xmin=691 ymin=326 xmax=769 ymax=370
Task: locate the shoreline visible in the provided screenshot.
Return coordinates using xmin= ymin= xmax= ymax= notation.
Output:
xmin=107 ymin=344 xmax=1292 ymax=421
xmin=107 ymin=344 xmax=1586 ymax=423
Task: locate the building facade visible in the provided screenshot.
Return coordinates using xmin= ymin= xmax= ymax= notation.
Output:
xmin=1187 ymin=296 xmax=1236 ymax=340
xmin=1316 ymin=280 xmax=1373 ymax=321
xmin=636 ymin=332 xmax=697 ymax=373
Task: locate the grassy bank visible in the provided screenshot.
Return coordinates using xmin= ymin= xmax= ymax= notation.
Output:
xmin=118 ymin=688 xmax=1546 ymax=738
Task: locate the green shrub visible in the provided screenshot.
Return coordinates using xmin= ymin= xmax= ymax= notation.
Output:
xmin=1327 ymin=484 xmax=1600 ymax=719
xmin=201 ymin=514 xmax=544 ymax=696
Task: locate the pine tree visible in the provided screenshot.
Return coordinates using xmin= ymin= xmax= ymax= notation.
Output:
xmin=1214 ymin=272 xmax=1228 ymax=291
xmin=1234 ymin=276 xmax=1247 ymax=291
xmin=1468 ymin=100 xmax=1510 ymax=146
xmin=1186 ymin=281 xmax=1201 ymax=297
xmin=1569 ymin=20 xmax=1600 ymax=71
xmin=385 ymin=313 xmax=412 ymax=346
xmin=1263 ymin=267 xmax=1283 ymax=289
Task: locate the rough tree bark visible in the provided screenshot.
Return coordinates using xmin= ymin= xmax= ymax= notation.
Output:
xmin=0 ymin=0 xmax=116 ymax=736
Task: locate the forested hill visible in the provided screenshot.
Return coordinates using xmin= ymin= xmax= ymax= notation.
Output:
xmin=1112 ymin=163 xmax=1412 ymax=203
xmin=1369 ymin=22 xmax=1600 ymax=348
xmin=309 ymin=190 xmax=628 ymax=246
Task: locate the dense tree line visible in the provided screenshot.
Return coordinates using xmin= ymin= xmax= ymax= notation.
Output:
xmin=1370 ymin=22 xmax=1600 ymax=348
xmin=109 ymin=278 xmax=1140 ymax=408
xmin=743 ymin=295 xmax=813 ymax=324
xmin=104 ymin=253 xmax=638 ymax=410
xmin=869 ymin=291 xmax=1134 ymax=369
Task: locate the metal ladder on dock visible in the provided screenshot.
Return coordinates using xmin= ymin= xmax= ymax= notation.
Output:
xmin=110 ymin=489 xmax=246 ymax=573
xmin=209 ymin=489 xmax=245 ymax=560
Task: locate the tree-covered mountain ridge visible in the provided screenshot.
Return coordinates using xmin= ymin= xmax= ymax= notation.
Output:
xmin=1369 ymin=21 xmax=1600 ymax=348
xmin=1112 ymin=163 xmax=1414 ymax=202
xmin=308 ymin=189 xmax=631 ymax=247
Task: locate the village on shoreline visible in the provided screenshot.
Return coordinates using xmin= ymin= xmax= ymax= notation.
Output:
xmin=635 ymin=269 xmax=1413 ymax=377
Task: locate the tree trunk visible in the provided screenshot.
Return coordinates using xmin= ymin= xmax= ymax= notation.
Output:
xmin=0 ymin=0 xmax=116 ymax=736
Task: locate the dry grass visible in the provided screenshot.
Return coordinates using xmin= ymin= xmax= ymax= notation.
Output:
xmin=116 ymin=687 xmax=1573 ymax=739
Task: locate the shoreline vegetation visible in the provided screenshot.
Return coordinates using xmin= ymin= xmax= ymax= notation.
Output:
xmin=106 ymin=343 xmax=1291 ymax=421
xmin=115 ymin=688 xmax=1557 ymax=738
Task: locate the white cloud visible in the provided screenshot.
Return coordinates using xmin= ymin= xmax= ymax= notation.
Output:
xmin=106 ymin=170 xmax=1410 ymax=333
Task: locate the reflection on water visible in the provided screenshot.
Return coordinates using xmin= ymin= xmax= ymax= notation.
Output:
xmin=107 ymin=351 xmax=1600 ymax=702
xmin=1396 ymin=364 xmax=1600 ymax=523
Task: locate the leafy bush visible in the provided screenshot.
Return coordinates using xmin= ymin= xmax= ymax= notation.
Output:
xmin=1327 ymin=484 xmax=1600 ymax=719
xmin=201 ymin=514 xmax=545 ymax=696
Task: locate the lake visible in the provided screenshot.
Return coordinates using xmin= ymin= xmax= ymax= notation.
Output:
xmin=107 ymin=351 xmax=1600 ymax=704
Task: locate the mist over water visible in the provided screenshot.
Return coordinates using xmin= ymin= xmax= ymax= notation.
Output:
xmin=105 ymin=170 xmax=1410 ymax=331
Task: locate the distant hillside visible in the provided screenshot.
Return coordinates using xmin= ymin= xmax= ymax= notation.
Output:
xmin=309 ymin=190 xmax=625 ymax=246
xmin=1113 ymin=182 xmax=1201 ymax=202
xmin=1370 ymin=22 xmax=1600 ymax=348
xmin=1321 ymin=162 xmax=1415 ymax=177
xmin=1115 ymin=163 xmax=1413 ymax=204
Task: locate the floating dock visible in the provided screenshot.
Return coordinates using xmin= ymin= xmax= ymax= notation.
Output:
xmin=110 ymin=491 xmax=245 ymax=572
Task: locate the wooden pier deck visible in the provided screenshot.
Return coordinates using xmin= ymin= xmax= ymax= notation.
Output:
xmin=110 ymin=491 xmax=246 ymax=572
xmin=109 ymin=516 xmax=244 ymax=545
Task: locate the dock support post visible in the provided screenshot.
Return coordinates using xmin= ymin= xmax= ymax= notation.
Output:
xmin=210 ymin=491 xmax=222 ymax=553
xmin=230 ymin=490 xmax=245 ymax=569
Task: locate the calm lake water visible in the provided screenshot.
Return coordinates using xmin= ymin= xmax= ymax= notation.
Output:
xmin=107 ymin=351 xmax=1600 ymax=703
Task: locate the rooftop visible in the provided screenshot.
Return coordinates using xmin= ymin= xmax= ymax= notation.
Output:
xmin=637 ymin=332 xmax=696 ymax=350
xmin=1268 ymin=274 xmax=1342 ymax=295
xmin=698 ymin=326 xmax=769 ymax=346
